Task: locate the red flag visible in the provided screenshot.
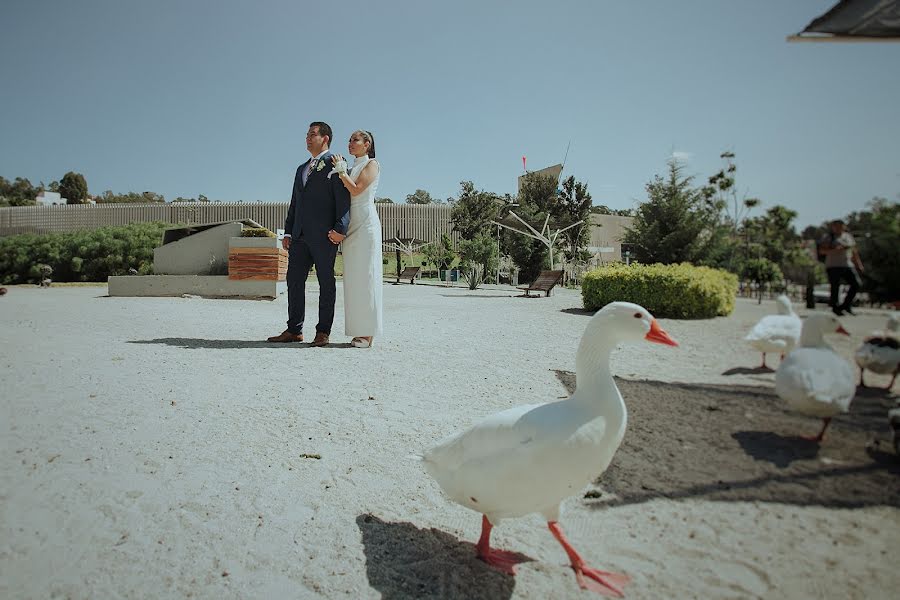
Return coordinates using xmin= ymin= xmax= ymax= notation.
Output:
xmin=522 ymin=156 xmax=527 ymax=172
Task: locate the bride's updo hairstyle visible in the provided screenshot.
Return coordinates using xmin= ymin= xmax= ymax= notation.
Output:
xmin=355 ymin=129 xmax=376 ymax=159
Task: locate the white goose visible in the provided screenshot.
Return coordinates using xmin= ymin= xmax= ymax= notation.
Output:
xmin=775 ymin=313 xmax=854 ymax=442
xmin=744 ymin=294 xmax=801 ymax=369
xmin=420 ymin=302 xmax=677 ymax=597
xmin=854 ymin=314 xmax=900 ymax=389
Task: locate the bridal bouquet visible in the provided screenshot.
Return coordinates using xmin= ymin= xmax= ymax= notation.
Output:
xmin=328 ymin=157 xmax=348 ymax=178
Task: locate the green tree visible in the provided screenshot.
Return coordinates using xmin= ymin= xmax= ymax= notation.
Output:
xmin=742 ymin=257 xmax=783 ymax=302
xmin=97 ymin=190 xmax=165 ymax=203
xmin=59 ymin=171 xmax=88 ymax=204
xmin=846 ymin=197 xmax=900 ymax=303
xmin=555 ymin=175 xmax=592 ymax=261
xmin=702 ymin=151 xmax=760 ymax=226
xmin=701 ymin=151 xmax=760 ymax=270
xmin=449 ymin=181 xmax=499 ymax=240
xmin=591 ymin=205 xmax=633 ymax=216
xmin=741 ymin=205 xmax=796 ymax=264
xmin=374 ymin=197 xmax=394 ymax=204
xmin=502 ymin=173 xmax=558 ymax=282
xmin=142 ymin=191 xmax=165 ymax=203
xmin=624 ymin=160 xmax=720 ymax=265
xmin=519 ymin=172 xmax=558 ymax=215
xmin=801 ymin=224 xmax=826 ymax=241
xmin=0 ymin=176 xmax=39 ymax=206
xmin=406 ymin=189 xmax=437 ymax=204
xmin=423 ymin=233 xmax=455 ymax=271
xmin=740 ymin=205 xmax=813 ymax=283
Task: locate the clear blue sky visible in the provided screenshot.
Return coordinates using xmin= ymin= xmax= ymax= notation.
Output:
xmin=2 ymin=0 xmax=898 ymax=229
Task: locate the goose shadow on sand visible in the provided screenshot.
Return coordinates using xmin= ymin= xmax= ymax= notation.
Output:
xmin=438 ymin=294 xmax=517 ymax=299
xmin=730 ymin=431 xmax=821 ymax=468
xmin=128 ymin=338 xmax=354 ymax=349
xmin=356 ymin=514 xmax=531 ymax=600
xmin=550 ymin=370 xmax=900 ymax=510
xmin=721 ymin=365 xmax=775 ymax=376
xmin=559 ymin=307 xmax=596 ymax=316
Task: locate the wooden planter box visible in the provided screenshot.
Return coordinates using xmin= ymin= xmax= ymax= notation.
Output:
xmin=228 ymin=237 xmax=287 ymax=281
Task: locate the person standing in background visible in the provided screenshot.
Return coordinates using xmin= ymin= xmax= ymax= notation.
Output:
xmin=818 ymin=219 xmax=864 ymax=316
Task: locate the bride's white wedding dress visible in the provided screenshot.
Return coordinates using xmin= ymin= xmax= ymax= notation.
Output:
xmin=342 ymin=155 xmax=383 ymax=339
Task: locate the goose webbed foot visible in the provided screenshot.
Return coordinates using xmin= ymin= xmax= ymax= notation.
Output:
xmin=548 ymin=521 xmax=629 ymax=597
xmin=475 ymin=515 xmax=529 ymax=575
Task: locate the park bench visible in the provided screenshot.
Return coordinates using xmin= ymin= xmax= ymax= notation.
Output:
xmin=397 ymin=266 xmax=421 ymax=284
xmin=518 ymin=269 xmax=564 ymax=297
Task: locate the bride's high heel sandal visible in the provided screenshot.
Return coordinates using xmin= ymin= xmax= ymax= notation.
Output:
xmin=351 ymin=337 xmax=373 ymax=348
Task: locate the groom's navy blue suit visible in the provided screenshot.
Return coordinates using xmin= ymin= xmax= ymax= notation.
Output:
xmin=284 ymin=151 xmax=351 ymax=335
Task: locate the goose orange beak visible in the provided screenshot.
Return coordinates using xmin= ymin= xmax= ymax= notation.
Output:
xmin=646 ymin=319 xmax=678 ymax=346
xmin=836 ymin=325 xmax=850 ymax=336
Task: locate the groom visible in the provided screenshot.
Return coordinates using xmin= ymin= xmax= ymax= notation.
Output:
xmin=267 ymin=121 xmax=351 ymax=346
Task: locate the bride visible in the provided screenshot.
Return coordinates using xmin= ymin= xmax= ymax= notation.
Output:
xmin=331 ymin=130 xmax=383 ymax=348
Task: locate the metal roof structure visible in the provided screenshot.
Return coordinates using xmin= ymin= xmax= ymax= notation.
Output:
xmin=789 ymin=0 xmax=900 ymax=42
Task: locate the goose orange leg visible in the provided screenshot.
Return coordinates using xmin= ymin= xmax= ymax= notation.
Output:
xmin=801 ymin=417 xmax=832 ymax=443
xmin=548 ymin=521 xmax=630 ymax=597
xmin=475 ymin=515 xmax=528 ymax=575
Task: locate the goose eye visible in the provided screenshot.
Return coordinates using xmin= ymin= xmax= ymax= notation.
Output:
xmin=633 ymin=312 xmax=642 ymax=319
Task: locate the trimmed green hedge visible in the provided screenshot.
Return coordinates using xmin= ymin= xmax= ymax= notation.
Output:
xmin=0 ymin=222 xmax=169 ymax=284
xmin=582 ymin=262 xmax=737 ymax=319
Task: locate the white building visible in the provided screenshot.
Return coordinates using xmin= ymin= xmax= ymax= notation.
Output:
xmin=35 ymin=191 xmax=67 ymax=205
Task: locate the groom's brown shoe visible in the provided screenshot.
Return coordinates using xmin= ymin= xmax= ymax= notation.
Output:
xmin=267 ymin=330 xmax=303 ymax=343
xmin=311 ymin=331 xmax=329 ymax=347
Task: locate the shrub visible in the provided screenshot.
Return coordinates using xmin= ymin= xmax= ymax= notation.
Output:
xmin=458 ymin=234 xmax=498 ymax=290
xmin=0 ymin=222 xmax=168 ymax=284
xmin=423 ymin=233 xmax=455 ymax=271
xmin=581 ymin=262 xmax=737 ymax=319
xmin=240 ymin=227 xmax=276 ymax=238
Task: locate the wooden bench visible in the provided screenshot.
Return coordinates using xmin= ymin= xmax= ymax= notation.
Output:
xmin=518 ymin=269 xmax=564 ymax=297
xmin=396 ymin=266 xmax=421 ymax=284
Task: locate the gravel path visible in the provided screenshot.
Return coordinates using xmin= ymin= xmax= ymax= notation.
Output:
xmin=1 ymin=285 xmax=897 ymax=599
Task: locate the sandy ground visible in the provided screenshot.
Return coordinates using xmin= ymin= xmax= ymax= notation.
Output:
xmin=1 ymin=283 xmax=898 ymax=600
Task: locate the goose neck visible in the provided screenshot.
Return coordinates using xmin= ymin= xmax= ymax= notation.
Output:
xmin=575 ymin=338 xmax=616 ymax=389
xmin=800 ymin=328 xmax=827 ymax=348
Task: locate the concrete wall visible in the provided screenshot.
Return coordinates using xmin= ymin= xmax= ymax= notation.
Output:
xmin=108 ymin=275 xmax=285 ymax=299
xmin=153 ymin=222 xmax=241 ymax=275
xmin=588 ymin=214 xmax=635 ymax=263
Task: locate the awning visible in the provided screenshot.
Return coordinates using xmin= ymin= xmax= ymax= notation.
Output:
xmin=789 ymin=0 xmax=900 ymax=41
